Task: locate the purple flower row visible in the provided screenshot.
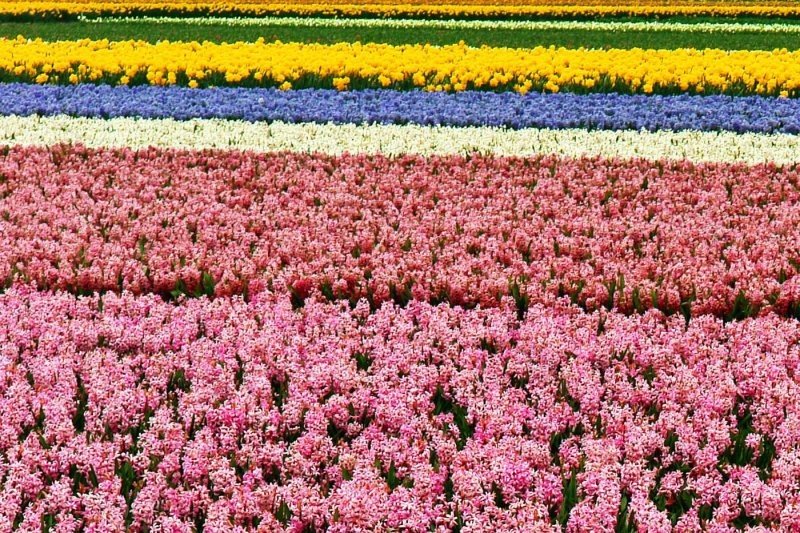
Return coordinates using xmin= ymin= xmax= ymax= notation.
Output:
xmin=2 ymin=82 xmax=799 ymax=134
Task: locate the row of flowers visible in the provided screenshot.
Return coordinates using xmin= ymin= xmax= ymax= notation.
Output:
xmin=1 ymin=285 xmax=799 ymax=530
xmin=2 ymin=145 xmax=799 ymax=319
xmin=4 ymin=1 xmax=800 ymax=20
xmin=4 ymin=114 xmax=800 ymax=165
xmin=80 ymin=15 xmax=800 ymax=34
xmin=4 ymin=83 xmax=800 ymax=134
xmin=4 ymin=38 xmax=800 ymax=96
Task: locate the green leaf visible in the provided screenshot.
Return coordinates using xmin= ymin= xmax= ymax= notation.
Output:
xmin=72 ymin=373 xmax=88 ymax=432
xmin=170 ymin=278 xmax=188 ymax=300
xmin=557 ymin=469 xmax=579 ymax=526
xmin=443 ymin=473 xmax=454 ymax=502
xmin=41 ymin=514 xmax=56 ymax=532
xmin=200 ymin=271 xmax=216 ymax=297
xmin=509 ymin=277 xmax=529 ymax=320
xmin=386 ymin=460 xmax=400 ymax=490
xmin=353 ymin=351 xmax=372 ymax=371
xmin=275 ymin=500 xmax=293 ymax=525
xmin=432 ymin=386 xmax=473 ymax=450
xmin=136 ymin=235 xmax=147 ymax=259
xmin=757 ymin=436 xmax=776 ymax=480
xmin=616 ymin=495 xmax=633 ymax=533
xmin=726 ymin=290 xmax=754 ymax=322
xmin=429 ymin=447 xmax=440 ymax=473
xmin=492 ymin=482 xmax=508 ymax=509
xmin=115 ymin=459 xmax=137 ymax=506
xmin=270 ymin=375 xmax=289 ymax=409
xmin=167 ymin=368 xmax=190 ymax=393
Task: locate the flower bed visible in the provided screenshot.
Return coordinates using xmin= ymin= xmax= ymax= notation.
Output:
xmin=2 ymin=286 xmax=800 ymax=529
xmin=4 ymin=84 xmax=800 ymax=133
xmin=3 ymin=38 xmax=800 ymax=96
xmin=2 ymin=145 xmax=799 ymax=319
xmin=4 ymin=115 xmax=800 ymax=165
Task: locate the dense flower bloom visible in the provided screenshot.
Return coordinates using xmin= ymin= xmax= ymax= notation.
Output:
xmin=79 ymin=15 xmax=800 ymax=35
xmin=0 ymin=286 xmax=797 ymax=529
xmin=3 ymin=84 xmax=800 ymax=134
xmin=1 ymin=145 xmax=799 ymax=319
xmin=2 ymin=38 xmax=800 ymax=96
xmin=3 ymin=115 xmax=800 ymax=165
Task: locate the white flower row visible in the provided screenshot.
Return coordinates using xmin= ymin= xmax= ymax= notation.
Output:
xmin=78 ymin=15 xmax=800 ymax=34
xmin=0 ymin=114 xmax=798 ymax=165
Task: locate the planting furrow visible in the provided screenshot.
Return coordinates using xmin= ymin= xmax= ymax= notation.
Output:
xmin=4 ymin=1 xmax=800 ymax=20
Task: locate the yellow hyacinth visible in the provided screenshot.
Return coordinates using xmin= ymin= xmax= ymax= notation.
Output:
xmin=0 ymin=38 xmax=797 ymax=97
xmin=332 ymin=76 xmax=351 ymax=91
xmin=377 ymin=74 xmax=392 ymax=88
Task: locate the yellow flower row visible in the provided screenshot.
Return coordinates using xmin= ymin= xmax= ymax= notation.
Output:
xmin=11 ymin=0 xmax=787 ymax=4
xmin=3 ymin=1 xmax=800 ymax=19
xmin=2 ymin=37 xmax=799 ymax=97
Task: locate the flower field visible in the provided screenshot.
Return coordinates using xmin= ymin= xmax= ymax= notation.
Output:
xmin=1 ymin=2 xmax=800 ymax=532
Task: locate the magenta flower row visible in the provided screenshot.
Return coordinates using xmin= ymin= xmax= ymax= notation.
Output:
xmin=0 ymin=286 xmax=798 ymax=530
xmin=1 ymin=145 xmax=799 ymax=319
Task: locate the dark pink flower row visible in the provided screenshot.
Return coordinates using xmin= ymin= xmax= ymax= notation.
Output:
xmin=2 ymin=144 xmax=800 ymax=319
xmin=1 ymin=286 xmax=800 ymax=530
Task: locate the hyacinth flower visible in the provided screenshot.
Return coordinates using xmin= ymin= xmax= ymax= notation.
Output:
xmin=1 ymin=145 xmax=799 ymax=320
xmin=0 ymin=286 xmax=797 ymax=529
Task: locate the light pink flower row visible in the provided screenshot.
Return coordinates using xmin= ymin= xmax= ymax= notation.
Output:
xmin=1 ymin=287 xmax=799 ymax=531
xmin=2 ymin=144 xmax=799 ymax=319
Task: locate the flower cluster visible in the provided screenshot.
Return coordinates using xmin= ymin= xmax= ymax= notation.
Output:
xmin=5 ymin=114 xmax=800 ymax=166
xmin=3 ymin=0 xmax=800 ymax=20
xmin=4 ymin=37 xmax=800 ymax=96
xmin=5 ymin=83 xmax=800 ymax=134
xmin=2 ymin=145 xmax=799 ymax=319
xmin=81 ymin=15 xmax=800 ymax=35
xmin=1 ymin=285 xmax=799 ymax=530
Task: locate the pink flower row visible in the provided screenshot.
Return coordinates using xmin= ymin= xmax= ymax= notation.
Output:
xmin=1 ymin=286 xmax=799 ymax=531
xmin=2 ymin=145 xmax=799 ymax=318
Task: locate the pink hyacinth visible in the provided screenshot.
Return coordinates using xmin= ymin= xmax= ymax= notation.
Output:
xmin=0 ymin=145 xmax=798 ymax=319
xmin=0 ymin=286 xmax=797 ymax=529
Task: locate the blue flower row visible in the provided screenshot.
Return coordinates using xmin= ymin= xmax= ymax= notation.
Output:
xmin=2 ymin=83 xmax=799 ymax=134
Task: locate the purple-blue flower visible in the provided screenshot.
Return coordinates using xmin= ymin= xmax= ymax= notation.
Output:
xmin=1 ymin=83 xmax=798 ymax=134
